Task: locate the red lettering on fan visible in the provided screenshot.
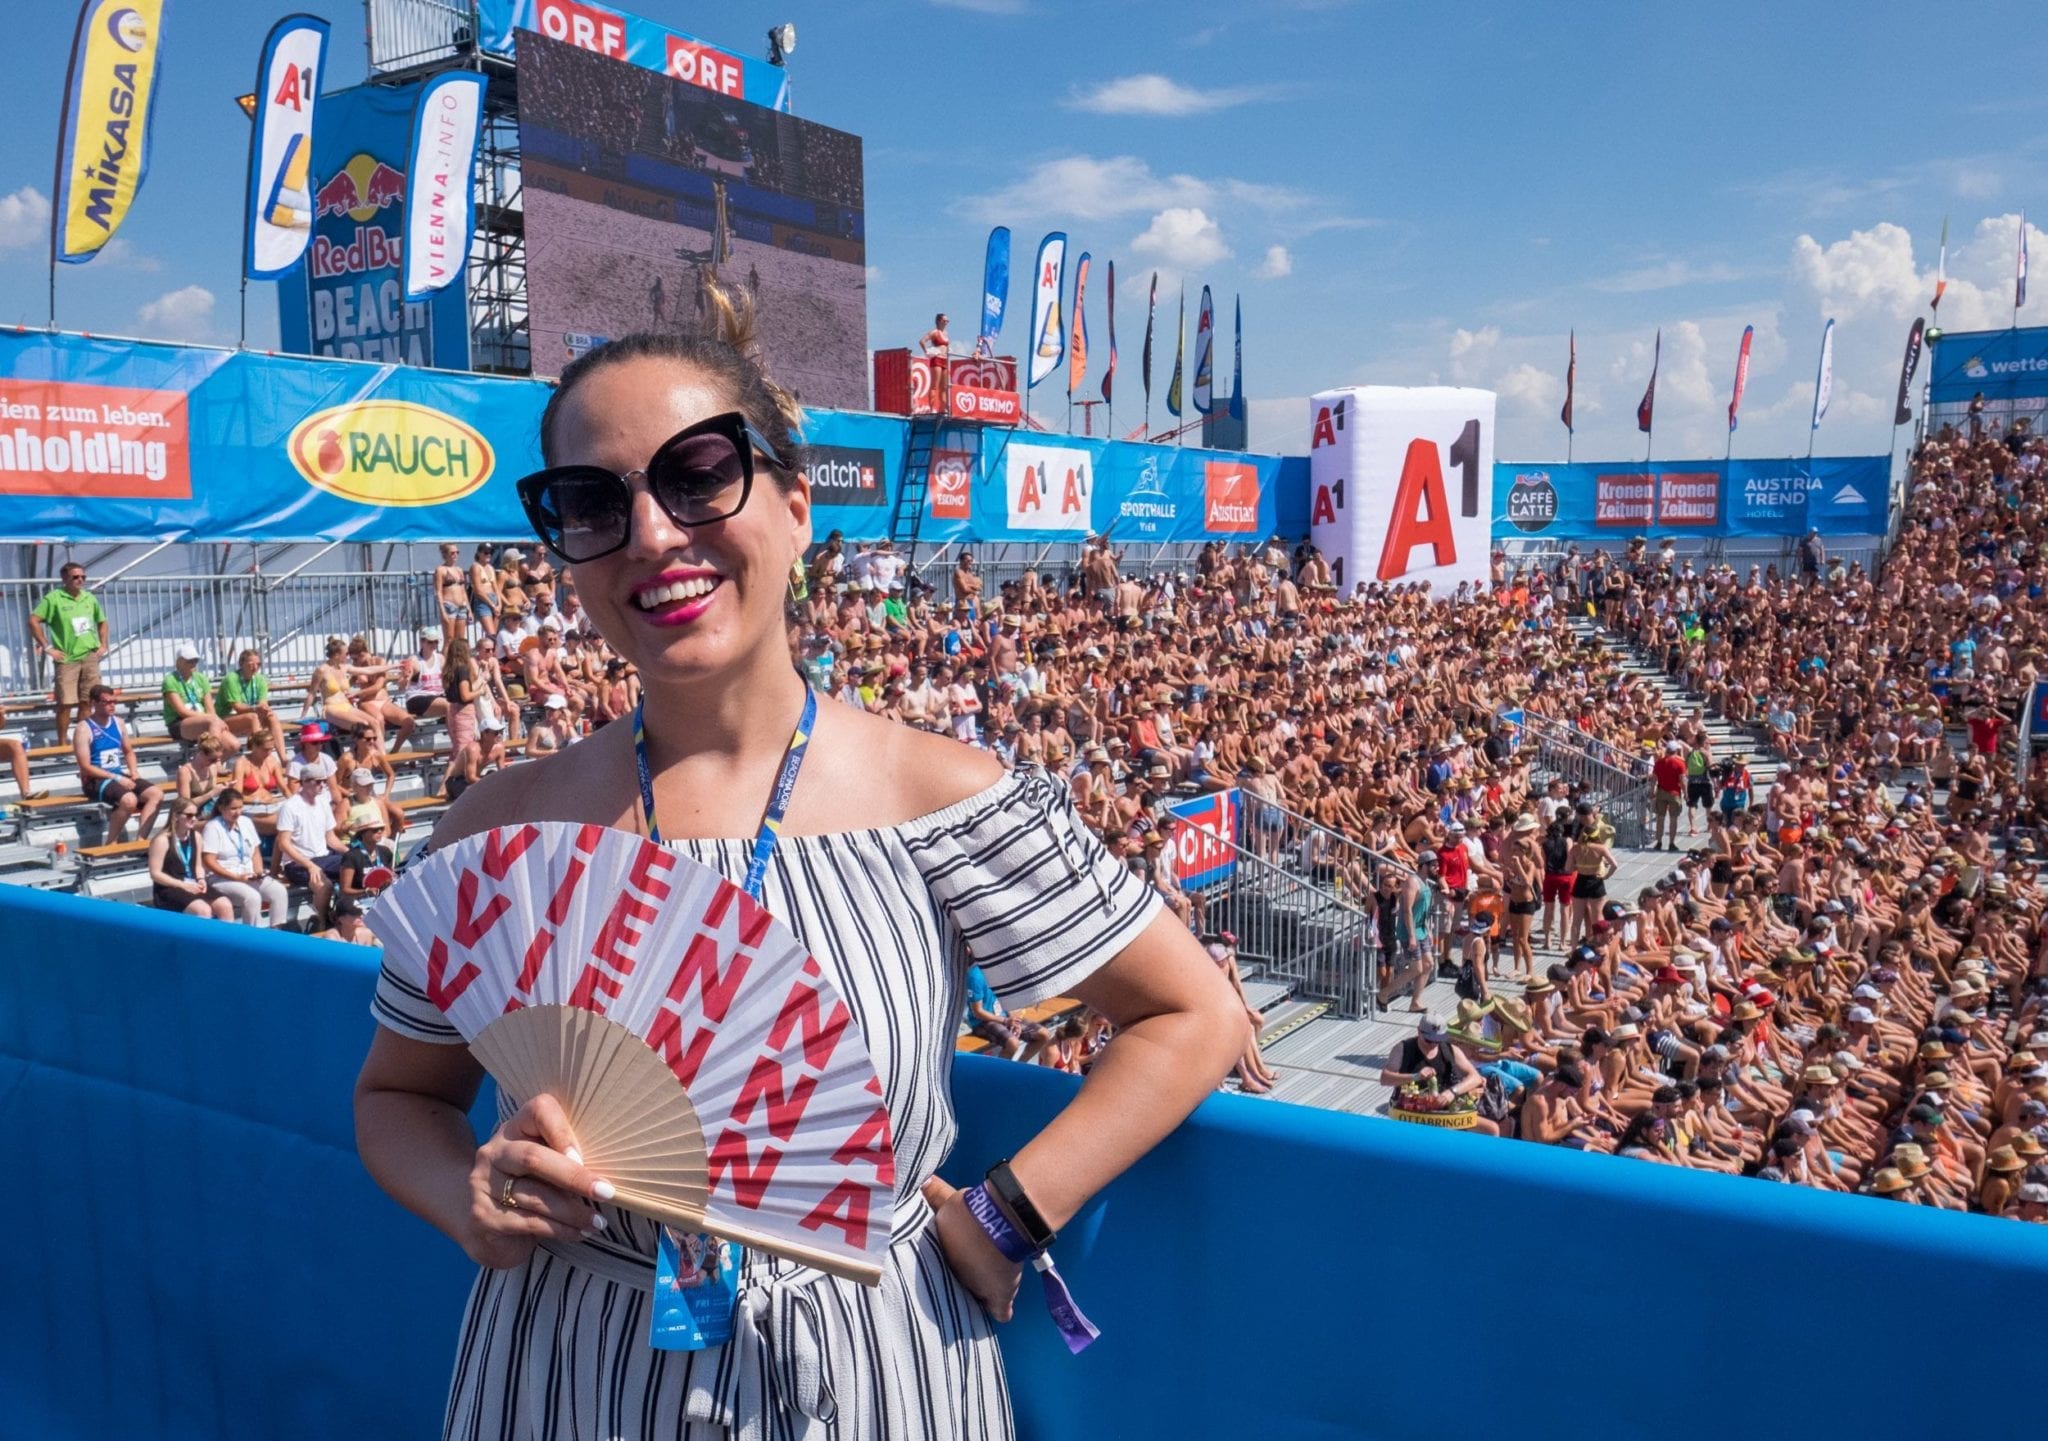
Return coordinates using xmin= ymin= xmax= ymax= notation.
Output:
xmin=797 ymin=1180 xmax=871 ymax=1250
xmin=627 ymin=841 xmax=678 ymax=901
xmin=646 ymin=1010 xmax=717 ymax=1088
xmin=703 ymin=878 xmax=775 ymax=947
xmin=660 ymin=928 xmax=753 ymax=1023
xmin=480 ymin=823 xmax=541 ymax=879
xmin=706 ymin=1128 xmax=783 ymax=1208
xmin=502 ymin=847 xmax=597 ymax=1012
xmin=831 ymin=1104 xmax=897 ymax=1186
xmin=424 ymin=936 xmax=482 ymax=1011
xmin=766 ymin=971 xmax=851 ymax=1071
xmin=452 ymin=868 xmax=513 ymax=949
xmin=729 ymin=1055 xmax=820 ymax=1142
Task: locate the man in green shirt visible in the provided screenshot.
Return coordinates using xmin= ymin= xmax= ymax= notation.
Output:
xmin=162 ymin=643 xmax=241 ymax=755
xmin=215 ymin=647 xmax=285 ymax=752
xmin=27 ymin=563 xmax=108 ymax=741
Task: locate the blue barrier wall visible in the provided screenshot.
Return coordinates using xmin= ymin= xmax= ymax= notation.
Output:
xmin=6 ymin=884 xmax=2048 ymax=1440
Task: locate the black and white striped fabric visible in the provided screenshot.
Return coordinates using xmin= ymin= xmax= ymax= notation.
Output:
xmin=371 ymin=765 xmax=1161 ymax=1440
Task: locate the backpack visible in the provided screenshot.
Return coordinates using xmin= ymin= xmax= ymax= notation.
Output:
xmin=1477 ymin=1072 xmax=1514 ymax=1124
xmin=1454 ymin=961 xmax=1483 ymax=1001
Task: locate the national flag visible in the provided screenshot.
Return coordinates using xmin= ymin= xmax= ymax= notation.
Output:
xmin=1191 ymin=285 xmax=1215 ymax=415
xmin=1141 ymin=272 xmax=1157 ymax=405
xmin=1894 ymin=317 xmax=1925 ymax=427
xmin=54 ymin=0 xmax=170 ymax=264
xmin=1636 ymin=329 xmax=1659 ymax=434
xmin=1100 ymin=260 xmax=1117 ymax=404
xmin=1728 ymin=324 xmax=1754 ymax=432
xmin=1931 ymin=214 xmax=1949 ymax=312
xmin=2018 ymin=211 xmax=2029 ymax=309
xmin=245 ymin=14 xmax=329 ymax=280
xmin=1560 ymin=330 xmax=1575 ymax=433
xmin=1068 ymin=251 xmax=1091 ymax=395
xmin=1167 ymin=285 xmax=1185 ymax=418
xmin=1229 ymin=294 xmax=1244 ymax=422
xmin=1027 ymin=232 xmax=1066 ymax=388
xmin=1811 ymin=317 xmax=1835 ymax=431
xmin=401 ymin=70 xmax=486 ymax=302
xmin=976 ymin=226 xmax=1009 ymax=358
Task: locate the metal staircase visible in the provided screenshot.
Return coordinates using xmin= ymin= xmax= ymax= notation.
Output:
xmin=887 ymin=412 xmax=943 ymax=560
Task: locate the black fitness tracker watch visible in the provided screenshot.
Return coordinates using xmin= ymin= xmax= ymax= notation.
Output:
xmin=983 ymin=1158 xmax=1057 ymax=1251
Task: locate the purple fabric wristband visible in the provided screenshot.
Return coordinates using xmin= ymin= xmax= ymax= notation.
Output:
xmin=962 ymin=1183 xmax=1101 ymax=1354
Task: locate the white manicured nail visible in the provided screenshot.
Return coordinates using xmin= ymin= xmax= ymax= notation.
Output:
xmin=593 ymin=1179 xmax=616 ymax=1201
xmin=566 ymin=1147 xmax=584 ymax=1166
xmin=590 ymin=1212 xmax=608 ymax=1232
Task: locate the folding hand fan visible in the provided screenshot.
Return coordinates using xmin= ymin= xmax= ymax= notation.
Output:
xmin=373 ymin=822 xmax=895 ymax=1285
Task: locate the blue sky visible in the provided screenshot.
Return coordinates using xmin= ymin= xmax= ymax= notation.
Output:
xmin=3 ymin=0 xmax=2046 ymax=460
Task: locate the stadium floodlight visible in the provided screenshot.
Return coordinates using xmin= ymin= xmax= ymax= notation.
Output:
xmin=767 ymin=23 xmax=797 ymax=65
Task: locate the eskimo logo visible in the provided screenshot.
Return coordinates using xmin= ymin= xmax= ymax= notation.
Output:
xmin=1507 ymin=470 xmax=1557 ymax=533
xmin=288 ymin=401 xmax=492 ymax=507
xmin=806 ymin=445 xmax=887 ymax=507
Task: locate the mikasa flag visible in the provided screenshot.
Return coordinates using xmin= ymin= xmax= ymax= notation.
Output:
xmin=402 ymin=70 xmax=485 ymax=302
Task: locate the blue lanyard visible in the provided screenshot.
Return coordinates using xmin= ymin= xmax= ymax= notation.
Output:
xmin=633 ymin=686 xmax=817 ymax=903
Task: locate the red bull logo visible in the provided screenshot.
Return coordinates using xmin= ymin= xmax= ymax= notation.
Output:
xmin=315 ymin=153 xmax=406 ymax=222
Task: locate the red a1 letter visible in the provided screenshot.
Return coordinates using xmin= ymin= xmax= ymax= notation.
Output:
xmin=1377 ymin=439 xmax=1458 ymax=581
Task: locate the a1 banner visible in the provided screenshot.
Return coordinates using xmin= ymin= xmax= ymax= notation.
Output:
xmin=1308 ymin=386 xmax=1495 ymax=593
xmin=244 ymin=14 xmax=329 ymax=280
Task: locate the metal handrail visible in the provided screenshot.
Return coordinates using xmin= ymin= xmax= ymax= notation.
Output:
xmin=1507 ymin=706 xmax=1655 ymax=848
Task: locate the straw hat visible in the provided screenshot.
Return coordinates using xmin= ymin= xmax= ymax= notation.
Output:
xmin=1869 ymin=1168 xmax=1912 ymax=1195
xmin=1987 ymin=1145 xmax=2027 ymax=1173
xmin=1801 ymin=1064 xmax=1838 ymax=1086
xmin=1918 ymin=1041 xmax=1951 ymax=1061
xmin=1921 ymin=1071 xmax=1954 ymax=1091
xmin=2015 ymin=1133 xmax=2046 ymax=1159
xmin=1523 ymin=976 xmax=1556 ymax=995
xmin=1895 ymin=1152 xmax=1932 ymax=1180
xmin=1733 ymin=1001 xmax=1762 ymax=1021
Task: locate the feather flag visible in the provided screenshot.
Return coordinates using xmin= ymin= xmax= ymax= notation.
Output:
xmin=1140 ymin=272 xmax=1157 ymax=406
xmin=976 ymin=226 xmax=1010 ymax=358
xmin=1894 ymin=317 xmax=1925 ymax=427
xmin=1100 ymin=261 xmax=1117 ymax=404
xmin=54 ymin=0 xmax=170 ymax=264
xmin=1166 ymin=285 xmax=1185 ymax=418
xmin=1728 ymin=324 xmax=1754 ymax=432
xmin=1229 ymin=294 xmax=1244 ymax=422
xmin=1191 ymin=285 xmax=1215 ymax=415
xmin=1560 ymin=330 xmax=1575 ymax=434
xmin=1027 ymin=232 xmax=1066 ymax=388
xmin=2018 ymin=211 xmax=2029 ymax=310
xmin=1636 ymin=329 xmax=1660 ymax=434
xmin=1811 ymin=318 xmax=1835 ymax=431
xmin=1931 ymin=215 xmax=1949 ymax=313
xmin=1067 ymin=252 xmax=1091 ymax=396
xmin=244 ymin=13 xmax=329 ymax=280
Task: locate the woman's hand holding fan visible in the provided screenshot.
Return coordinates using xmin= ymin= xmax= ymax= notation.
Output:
xmin=375 ymin=823 xmax=897 ymax=1285
xmin=459 ymin=1092 xmax=609 ymax=1271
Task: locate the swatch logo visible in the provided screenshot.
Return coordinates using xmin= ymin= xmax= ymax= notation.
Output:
xmin=806 ymin=445 xmax=887 ymax=507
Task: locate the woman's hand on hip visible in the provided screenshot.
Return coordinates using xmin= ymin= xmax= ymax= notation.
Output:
xmin=463 ymin=1093 xmax=609 ymax=1270
xmin=924 ymin=1178 xmax=1020 ymax=1322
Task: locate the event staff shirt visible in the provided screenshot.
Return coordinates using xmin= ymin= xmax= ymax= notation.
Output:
xmin=34 ymin=588 xmax=105 ymax=662
xmin=216 ymin=670 xmax=270 ymax=718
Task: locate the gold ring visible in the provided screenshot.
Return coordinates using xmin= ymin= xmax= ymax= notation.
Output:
xmin=499 ymin=1174 xmax=520 ymax=1211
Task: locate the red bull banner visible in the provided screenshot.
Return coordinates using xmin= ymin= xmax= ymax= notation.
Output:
xmin=276 ymin=82 xmax=472 ymax=368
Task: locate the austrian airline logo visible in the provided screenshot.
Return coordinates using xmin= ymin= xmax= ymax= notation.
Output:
xmin=1204 ymin=460 xmax=1259 ymax=532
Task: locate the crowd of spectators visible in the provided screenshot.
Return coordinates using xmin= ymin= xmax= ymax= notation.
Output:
xmin=15 ymin=414 xmax=2048 ymax=1221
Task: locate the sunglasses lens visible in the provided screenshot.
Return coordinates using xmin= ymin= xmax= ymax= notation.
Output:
xmin=651 ymin=430 xmax=749 ymax=524
xmin=531 ymin=470 xmax=630 ymax=561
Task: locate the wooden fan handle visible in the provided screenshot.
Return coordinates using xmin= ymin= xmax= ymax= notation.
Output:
xmin=608 ymin=1184 xmax=883 ymax=1287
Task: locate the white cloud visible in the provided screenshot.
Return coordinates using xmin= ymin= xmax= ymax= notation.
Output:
xmin=136 ymin=285 xmax=217 ymax=342
xmin=0 ymin=186 xmax=51 ymax=252
xmin=1494 ymin=362 xmax=1560 ymax=414
xmin=1256 ymin=244 xmax=1292 ymax=280
xmin=1246 ymin=395 xmax=1311 ymax=455
xmin=1067 ymin=74 xmax=1269 ymax=117
xmin=960 ymin=156 xmax=1210 ymax=224
xmin=1130 ymin=207 xmax=1231 ymax=270
xmin=865 ymin=265 xmax=883 ymax=287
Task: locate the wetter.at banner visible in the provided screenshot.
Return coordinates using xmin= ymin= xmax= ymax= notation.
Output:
xmin=475 ymin=0 xmax=788 ymax=111
xmin=0 ymin=329 xmax=1303 ymax=545
xmin=1926 ymin=325 xmax=2048 ymax=435
xmin=276 ymin=82 xmax=471 ymax=369
xmin=1492 ymin=456 xmax=1891 ymax=540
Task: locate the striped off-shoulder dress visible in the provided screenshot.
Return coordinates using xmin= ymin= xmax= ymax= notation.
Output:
xmin=371 ymin=765 xmax=1161 ymax=1440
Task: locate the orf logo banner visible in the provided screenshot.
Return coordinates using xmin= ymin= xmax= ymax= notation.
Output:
xmin=55 ymin=0 xmax=169 ymax=264
xmin=1004 ymin=441 xmax=1091 ymax=533
xmin=1164 ymin=789 xmax=1238 ymax=890
xmin=402 ymin=71 xmax=486 ymax=302
xmin=1309 ymin=386 xmax=1494 ymax=593
xmin=1203 ymin=461 xmax=1259 ymax=533
xmin=244 ymin=13 xmax=328 ymax=280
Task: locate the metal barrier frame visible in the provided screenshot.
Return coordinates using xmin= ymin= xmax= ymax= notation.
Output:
xmin=1510 ymin=708 xmax=1654 ymax=848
